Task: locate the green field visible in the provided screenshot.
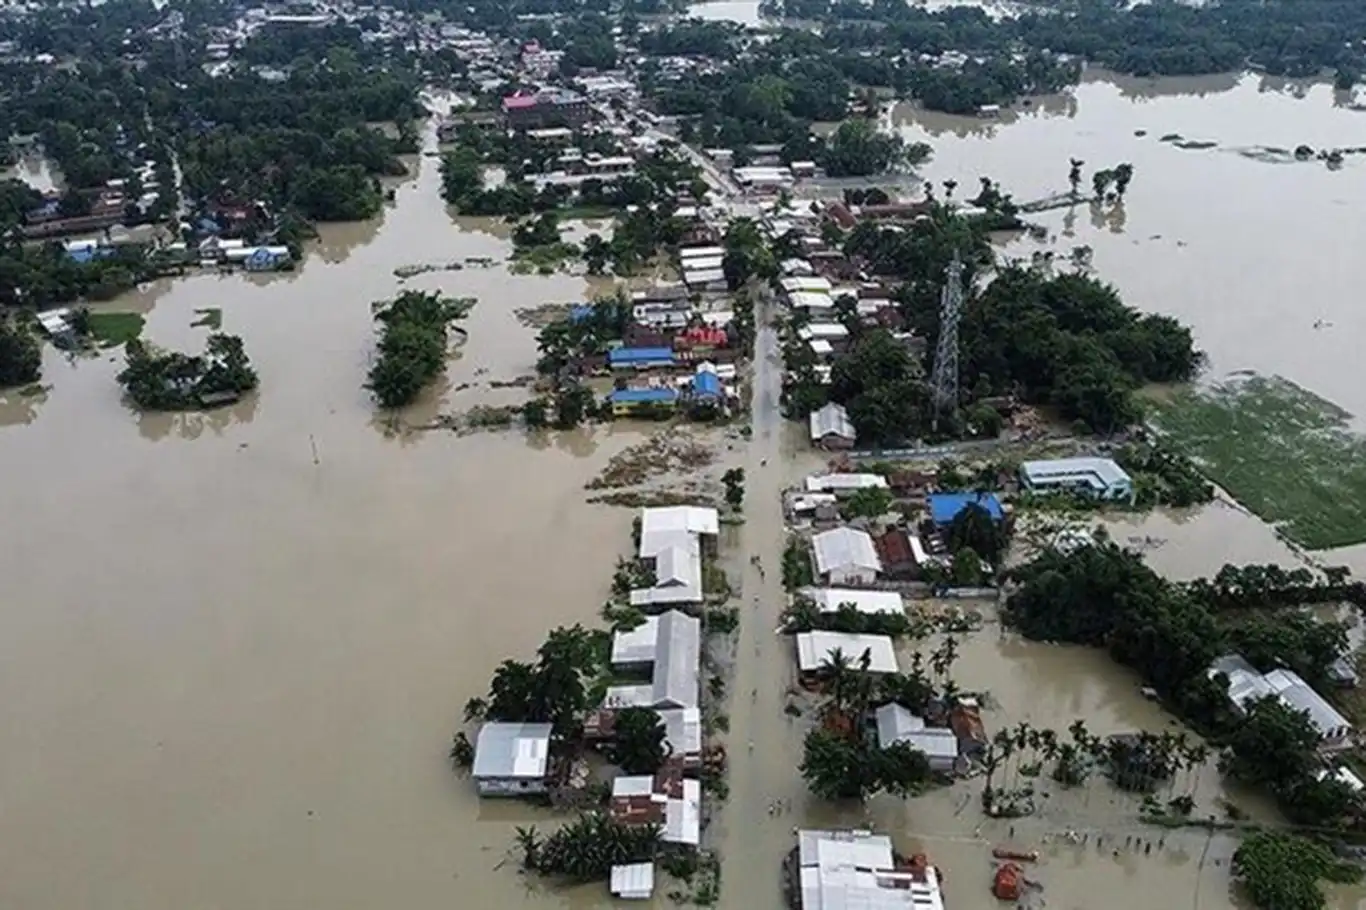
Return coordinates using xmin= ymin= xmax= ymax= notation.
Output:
xmin=1149 ymin=374 xmax=1366 ymax=550
xmin=86 ymin=312 xmax=145 ymax=347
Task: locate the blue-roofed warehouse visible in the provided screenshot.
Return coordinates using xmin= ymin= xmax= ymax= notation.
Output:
xmin=609 ymin=347 xmax=675 ymax=369
xmin=611 ymin=387 xmax=678 ymax=416
xmin=692 ymin=370 xmax=721 ymax=399
xmin=927 ymin=492 xmax=1005 ymax=527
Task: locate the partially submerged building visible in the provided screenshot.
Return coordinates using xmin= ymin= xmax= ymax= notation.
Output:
xmin=630 ymin=506 xmax=718 ymax=611
xmin=811 ymin=527 xmax=882 ymax=586
xmin=789 ymin=829 xmax=946 ymax=910
xmin=874 ymin=704 xmax=960 ymax=773
xmin=809 ymin=402 xmax=856 ymax=450
xmin=603 ymin=611 xmax=702 ymax=711
xmin=471 ymin=722 xmax=553 ymax=797
xmin=1019 ymin=456 xmax=1134 ymax=502
xmin=797 ymin=587 xmax=904 ymax=615
xmin=610 ymin=771 xmax=702 ymax=847
xmin=1208 ymin=654 xmax=1353 ymax=752
xmin=796 ymin=631 xmax=899 ymax=676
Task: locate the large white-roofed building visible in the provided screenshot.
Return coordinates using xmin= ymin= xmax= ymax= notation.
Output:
xmin=811 ymin=527 xmax=882 ymax=585
xmin=792 ymin=829 xmax=946 ymax=910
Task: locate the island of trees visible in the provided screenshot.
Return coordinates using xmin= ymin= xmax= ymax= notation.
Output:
xmin=117 ymin=333 xmax=258 ymax=410
xmin=366 ymin=290 xmax=473 ymax=410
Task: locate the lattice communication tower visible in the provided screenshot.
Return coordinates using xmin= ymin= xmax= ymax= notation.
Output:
xmin=929 ymin=255 xmax=965 ymax=425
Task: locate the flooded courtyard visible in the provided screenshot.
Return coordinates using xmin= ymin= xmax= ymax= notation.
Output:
xmin=3 ymin=69 xmax=1366 ymax=909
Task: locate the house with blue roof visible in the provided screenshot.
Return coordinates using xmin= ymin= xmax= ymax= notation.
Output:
xmin=611 ymin=387 xmax=678 ymax=417
xmin=692 ymin=369 xmax=721 ymax=400
xmin=609 ymin=347 xmax=675 ymax=370
xmin=927 ymin=492 xmax=1005 ymax=528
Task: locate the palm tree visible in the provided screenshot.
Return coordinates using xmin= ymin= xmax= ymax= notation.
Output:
xmin=942 ymin=179 xmax=957 ymax=201
xmin=514 ymin=825 xmax=541 ymax=870
xmin=1068 ymin=158 xmax=1084 ymax=195
xmin=463 ymin=697 xmax=488 ymax=723
xmin=1113 ymin=162 xmax=1134 ymax=197
xmin=821 ymin=648 xmax=855 ymax=712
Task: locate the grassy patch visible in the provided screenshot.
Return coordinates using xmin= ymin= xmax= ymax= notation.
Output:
xmin=191 ymin=308 xmax=222 ymax=330
xmin=86 ymin=312 xmax=145 ymax=347
xmin=1149 ymin=374 xmax=1366 ymax=549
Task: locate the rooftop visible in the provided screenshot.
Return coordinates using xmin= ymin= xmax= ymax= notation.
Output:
xmin=1208 ymin=654 xmax=1352 ymax=740
xmin=811 ymin=527 xmax=882 ymax=575
xmin=798 ymin=587 xmax=904 ymax=615
xmin=796 ymin=631 xmax=899 ymax=674
xmin=874 ymin=704 xmax=959 ymax=760
xmin=1019 ymin=456 xmax=1132 ymax=490
xmin=806 ymin=473 xmax=888 ymax=493
xmin=796 ymin=829 xmax=946 ymax=910
xmin=471 ymin=722 xmax=552 ymax=780
xmin=809 ymin=402 xmax=856 ymax=442
xmin=610 ymin=346 xmax=676 ymax=365
xmin=926 ymin=492 xmax=1004 ymax=525
xmin=611 ymin=387 xmax=678 ymax=404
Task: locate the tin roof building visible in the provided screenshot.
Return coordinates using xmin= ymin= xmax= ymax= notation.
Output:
xmin=798 ymin=587 xmax=904 ymax=615
xmin=1208 ymin=654 xmax=1353 ymax=751
xmin=471 ymin=722 xmax=553 ymax=797
xmin=1019 ymin=456 xmax=1134 ymax=501
xmin=796 ymin=631 xmax=898 ymax=675
xmin=811 ymin=527 xmax=882 ymax=585
xmin=927 ymin=492 xmax=1004 ymax=526
xmin=794 ymin=829 xmax=946 ymax=910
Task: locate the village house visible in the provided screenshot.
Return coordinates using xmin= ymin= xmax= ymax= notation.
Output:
xmin=809 ymin=402 xmax=856 ymax=450
xmin=610 ymin=346 xmax=676 ymax=371
xmin=610 ymin=770 xmax=701 ymax=847
xmin=797 ymin=587 xmax=904 ymax=615
xmin=811 ymin=527 xmax=882 ymax=585
xmin=796 ymin=630 xmax=899 ymax=677
xmin=629 ymin=506 xmax=718 ymax=611
xmin=805 ymin=473 xmax=888 ymax=498
xmin=611 ymin=863 xmax=654 ymax=901
xmin=874 ymin=703 xmax=961 ymax=773
xmin=790 ymin=829 xmax=946 ymax=910
xmin=470 ymin=722 xmax=553 ymax=797
xmin=872 ymin=527 xmax=918 ymax=579
xmin=610 ymin=387 xmax=678 ymax=417
xmin=1208 ymin=654 xmax=1353 ymax=752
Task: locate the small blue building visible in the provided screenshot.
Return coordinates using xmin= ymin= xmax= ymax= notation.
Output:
xmin=927 ymin=492 xmax=1005 ymax=528
xmin=692 ymin=369 xmax=721 ymax=400
xmin=609 ymin=346 xmax=675 ymax=370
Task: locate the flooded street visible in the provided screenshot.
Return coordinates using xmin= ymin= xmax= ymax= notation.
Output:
xmin=4 ymin=67 xmax=1366 ymax=909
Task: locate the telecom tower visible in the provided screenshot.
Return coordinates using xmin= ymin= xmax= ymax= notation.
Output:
xmin=929 ymin=255 xmax=965 ymax=427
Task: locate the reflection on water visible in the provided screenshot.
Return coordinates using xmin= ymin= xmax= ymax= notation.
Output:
xmin=136 ymin=393 xmax=260 ymax=442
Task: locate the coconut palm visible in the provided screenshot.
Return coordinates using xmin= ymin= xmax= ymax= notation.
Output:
xmin=1068 ymin=158 xmax=1084 ymax=194
xmin=514 ymin=825 xmax=541 ymax=870
xmin=463 ymin=697 xmax=487 ymax=723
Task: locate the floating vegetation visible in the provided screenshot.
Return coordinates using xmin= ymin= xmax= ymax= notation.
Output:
xmin=585 ymin=430 xmax=715 ymax=490
xmin=1150 ymin=374 xmax=1366 ymax=549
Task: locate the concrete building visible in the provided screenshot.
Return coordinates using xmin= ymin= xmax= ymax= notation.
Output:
xmin=471 ymin=722 xmax=553 ymax=797
xmin=809 ymin=402 xmax=856 ymax=449
xmin=874 ymin=704 xmax=960 ymax=772
xmin=811 ymin=527 xmax=882 ymax=585
xmin=805 ymin=473 xmax=888 ymax=496
xmin=796 ymin=631 xmax=898 ymax=675
xmin=1208 ymin=654 xmax=1353 ymax=752
xmin=1019 ymin=457 xmax=1134 ymax=501
xmin=502 ymin=89 xmax=590 ymax=129
xmin=792 ymin=829 xmax=946 ymax=910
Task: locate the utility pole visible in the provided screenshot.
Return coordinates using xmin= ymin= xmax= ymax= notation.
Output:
xmin=930 ymin=254 xmax=964 ymax=429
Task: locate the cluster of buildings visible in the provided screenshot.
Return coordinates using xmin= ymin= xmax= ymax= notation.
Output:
xmin=787 ymin=829 xmax=946 ymax=910
xmin=469 ymin=507 xmax=718 ymax=898
xmin=1209 ymin=654 xmax=1354 ymax=753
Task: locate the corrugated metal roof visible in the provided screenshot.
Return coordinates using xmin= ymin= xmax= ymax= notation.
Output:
xmin=693 ymin=370 xmax=722 ymax=398
xmin=927 ymin=492 xmax=1004 ymax=524
xmin=611 ymin=616 xmax=659 ymax=665
xmin=796 ymin=632 xmax=898 ymax=674
xmin=611 ymin=387 xmax=678 ymax=403
xmin=653 ymin=611 xmax=700 ymax=708
xmin=800 ymin=588 xmax=903 ymax=614
xmin=797 ymin=829 xmax=946 ymax=910
xmin=471 ymin=722 xmax=552 ymax=779
xmin=809 ymin=403 xmax=855 ymax=442
xmin=659 ymin=707 xmax=702 ymax=757
xmin=805 ymin=473 xmax=887 ymax=492
xmin=811 ymin=527 xmax=882 ymax=575
xmin=1020 ymin=456 xmax=1131 ymax=490
xmin=610 ymin=347 xmax=675 ymax=365
xmin=611 ymin=863 xmax=655 ymax=899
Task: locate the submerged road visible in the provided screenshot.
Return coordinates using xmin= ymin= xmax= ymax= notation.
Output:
xmin=715 ymin=289 xmax=810 ymax=908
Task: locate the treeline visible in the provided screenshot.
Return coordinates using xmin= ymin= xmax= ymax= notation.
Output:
xmin=1005 ymin=541 xmax=1361 ymax=832
xmin=757 ymin=0 xmax=1366 ymax=85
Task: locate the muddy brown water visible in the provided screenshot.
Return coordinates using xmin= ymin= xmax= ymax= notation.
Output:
xmin=4 ymin=78 xmax=1366 ymax=908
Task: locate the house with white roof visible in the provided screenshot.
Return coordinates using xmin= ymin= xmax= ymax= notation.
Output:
xmin=471 ymin=722 xmax=553 ymax=797
xmin=631 ymin=505 xmax=718 ymax=611
xmin=874 ymin=704 xmax=960 ymax=772
xmin=811 ymin=527 xmax=882 ymax=585
xmin=798 ymin=587 xmax=904 ymax=615
xmin=796 ymin=631 xmax=899 ymax=675
xmin=793 ymin=829 xmax=946 ymax=910
xmin=1208 ymin=653 xmax=1353 ymax=752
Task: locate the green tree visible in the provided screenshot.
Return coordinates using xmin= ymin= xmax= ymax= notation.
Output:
xmin=722 ymin=467 xmax=745 ymax=510
xmin=367 ymin=291 xmax=469 ymax=409
xmin=800 ymin=728 xmax=878 ymax=800
xmin=1218 ymin=696 xmax=1319 ymax=790
xmin=844 ymin=486 xmax=893 ymax=519
xmin=0 ymin=318 xmax=42 ymax=387
xmin=947 ymin=502 xmax=1006 ymax=563
xmin=607 ymin=707 xmax=669 ymax=774
xmin=1233 ymin=831 xmax=1361 ymax=910
xmin=522 ymin=397 xmax=549 ymax=428
xmin=950 ymin=548 xmax=984 ymax=586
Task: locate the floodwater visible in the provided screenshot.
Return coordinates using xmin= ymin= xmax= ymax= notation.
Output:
xmin=0 ymin=125 xmax=652 ymax=909
xmin=7 ymin=67 xmax=1366 ymax=910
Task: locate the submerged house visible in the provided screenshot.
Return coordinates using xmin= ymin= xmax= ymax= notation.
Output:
xmin=1208 ymin=653 xmax=1353 ymax=752
xmin=610 ymin=770 xmax=701 ymax=847
xmin=811 ymin=527 xmax=882 ymax=586
xmin=1019 ymin=457 xmax=1133 ymax=502
xmin=791 ymin=829 xmax=946 ymax=910
xmin=874 ymin=703 xmax=960 ymax=773
xmin=796 ymin=630 xmax=899 ymax=677
xmin=630 ymin=506 xmax=718 ymax=611
xmin=471 ymin=722 xmax=553 ymax=797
